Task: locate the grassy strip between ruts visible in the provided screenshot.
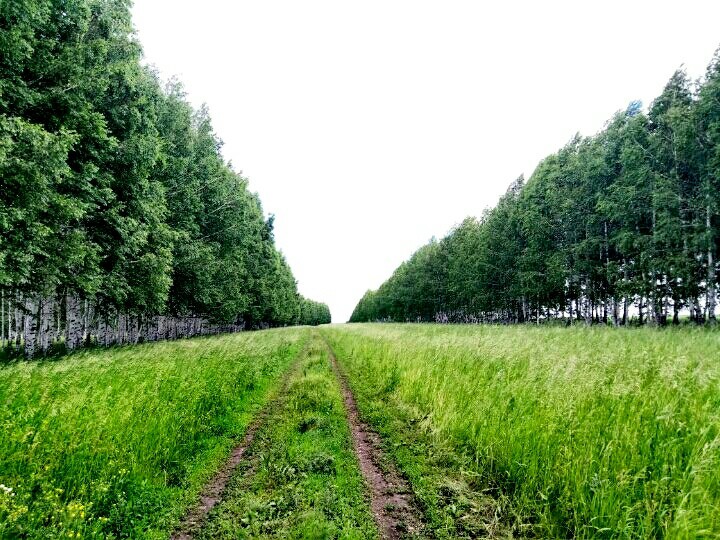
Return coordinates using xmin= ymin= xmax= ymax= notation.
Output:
xmin=321 ymin=323 xmax=720 ymax=539
xmin=0 ymin=328 xmax=309 ymax=539
xmin=197 ymin=331 xmax=378 ymax=539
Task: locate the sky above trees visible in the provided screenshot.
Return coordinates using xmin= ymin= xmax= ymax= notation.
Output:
xmin=133 ymin=0 xmax=720 ymax=322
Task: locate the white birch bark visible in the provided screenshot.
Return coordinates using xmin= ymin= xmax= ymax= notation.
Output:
xmin=707 ymin=203 xmax=716 ymax=322
xmin=23 ymin=296 xmax=38 ymax=358
xmin=128 ymin=315 xmax=137 ymax=344
xmin=37 ymin=297 xmax=46 ymax=355
xmin=584 ymin=282 xmax=592 ymax=326
xmin=152 ymin=316 xmax=160 ymax=342
xmin=65 ymin=294 xmax=82 ymax=351
xmin=15 ymin=299 xmax=21 ymax=351
xmin=39 ymin=297 xmax=53 ymax=354
xmin=115 ymin=314 xmax=122 ymax=345
xmin=55 ymin=301 xmax=61 ymax=345
xmin=83 ymin=299 xmax=90 ymax=347
xmin=9 ymin=294 xmax=13 ymax=347
xmin=1 ymin=291 xmax=5 ymax=349
xmin=102 ymin=315 xmax=111 ymax=347
xmin=4 ymin=292 xmax=9 ymax=348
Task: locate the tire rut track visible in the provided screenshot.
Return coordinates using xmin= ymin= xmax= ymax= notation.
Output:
xmin=170 ymin=340 xmax=310 ymax=540
xmin=322 ymin=335 xmax=424 ymax=539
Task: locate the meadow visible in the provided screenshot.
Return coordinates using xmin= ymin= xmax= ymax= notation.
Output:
xmin=2 ymin=323 xmax=718 ymax=539
xmin=321 ymin=324 xmax=720 ymax=539
xmin=0 ymin=328 xmax=307 ymax=539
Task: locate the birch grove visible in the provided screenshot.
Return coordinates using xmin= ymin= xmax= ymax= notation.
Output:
xmin=1 ymin=1 xmax=330 ymax=358
xmin=1 ymin=293 xmax=248 ymax=358
xmin=351 ymin=51 xmax=720 ymax=326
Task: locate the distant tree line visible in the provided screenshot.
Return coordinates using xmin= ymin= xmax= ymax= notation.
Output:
xmin=0 ymin=0 xmax=330 ymax=357
xmin=299 ymin=298 xmax=332 ymax=327
xmin=351 ymin=49 xmax=720 ymax=326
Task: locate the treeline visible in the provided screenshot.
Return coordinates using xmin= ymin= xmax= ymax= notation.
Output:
xmin=351 ymin=49 xmax=720 ymax=326
xmin=0 ymin=0 xmax=329 ymax=357
xmin=299 ymin=298 xmax=332 ymax=327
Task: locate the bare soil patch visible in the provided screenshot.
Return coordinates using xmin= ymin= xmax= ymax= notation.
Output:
xmin=323 ymin=338 xmax=424 ymax=539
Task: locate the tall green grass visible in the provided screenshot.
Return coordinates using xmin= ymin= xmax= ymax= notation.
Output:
xmin=0 ymin=328 xmax=307 ymax=539
xmin=322 ymin=324 xmax=720 ymax=538
xmin=199 ymin=333 xmax=377 ymax=539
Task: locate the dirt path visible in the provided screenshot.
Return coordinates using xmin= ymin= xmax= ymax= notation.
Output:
xmin=322 ymin=336 xmax=424 ymax=539
xmin=170 ymin=344 xmax=307 ymax=540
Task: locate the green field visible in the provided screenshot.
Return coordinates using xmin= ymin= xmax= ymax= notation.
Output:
xmin=2 ymin=324 xmax=719 ymax=539
xmin=321 ymin=324 xmax=720 ymax=538
xmin=0 ymin=328 xmax=307 ymax=538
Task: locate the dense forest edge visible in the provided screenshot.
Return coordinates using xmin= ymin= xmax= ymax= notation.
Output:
xmin=0 ymin=1 xmax=330 ymax=358
xmin=352 ymin=46 xmax=720 ymax=326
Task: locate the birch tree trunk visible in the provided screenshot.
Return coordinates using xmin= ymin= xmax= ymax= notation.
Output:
xmin=9 ymin=295 xmax=13 ymax=348
xmin=584 ymin=283 xmax=592 ymax=325
xmin=65 ymin=294 xmax=83 ymax=351
xmin=15 ymin=300 xmax=22 ymax=352
xmin=128 ymin=315 xmax=137 ymax=344
xmin=4 ymin=293 xmax=9 ymax=349
xmin=118 ymin=313 xmax=126 ymax=345
xmin=55 ymin=301 xmax=61 ymax=345
xmin=707 ymin=203 xmax=716 ymax=322
xmin=23 ymin=296 xmax=38 ymax=358
xmin=39 ymin=297 xmax=54 ymax=354
xmin=37 ymin=297 xmax=46 ymax=355
xmin=153 ymin=316 xmax=160 ymax=342
xmin=1 ymin=291 xmax=5 ymax=350
xmin=622 ymin=296 xmax=628 ymax=326
xmin=83 ymin=299 xmax=91 ymax=347
xmin=612 ymin=297 xmax=619 ymax=327
xmin=102 ymin=315 xmax=112 ymax=347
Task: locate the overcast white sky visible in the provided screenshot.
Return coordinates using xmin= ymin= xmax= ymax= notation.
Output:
xmin=132 ymin=1 xmax=720 ymax=322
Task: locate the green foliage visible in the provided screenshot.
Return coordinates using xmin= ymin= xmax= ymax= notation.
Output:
xmin=350 ymin=47 xmax=720 ymax=325
xmin=0 ymin=328 xmax=307 ymax=538
xmin=298 ymin=297 xmax=332 ymax=326
xmin=323 ymin=324 xmax=720 ymax=538
xmin=0 ymin=0 xmax=328 ymax=330
xmin=0 ymin=116 xmax=80 ymax=293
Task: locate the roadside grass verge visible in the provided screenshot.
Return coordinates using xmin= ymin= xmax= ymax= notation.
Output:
xmin=198 ymin=332 xmax=377 ymax=539
xmin=321 ymin=323 xmax=720 ymax=539
xmin=0 ymin=328 xmax=308 ymax=539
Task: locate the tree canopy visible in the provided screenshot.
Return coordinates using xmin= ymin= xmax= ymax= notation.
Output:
xmin=351 ymin=49 xmax=720 ymax=326
xmin=1 ymin=0 xmax=329 ymax=356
